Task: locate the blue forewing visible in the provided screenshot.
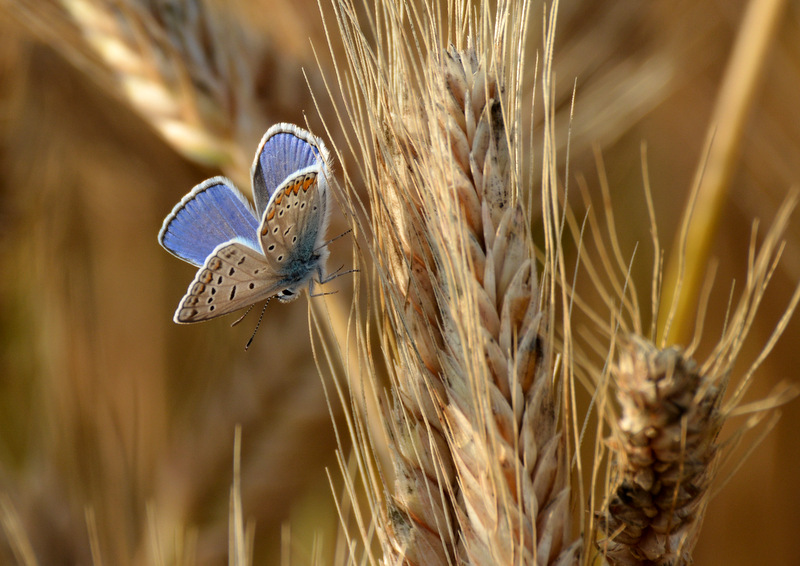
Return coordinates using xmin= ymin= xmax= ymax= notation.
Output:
xmin=251 ymin=123 xmax=328 ymax=218
xmin=158 ymin=177 xmax=260 ymax=267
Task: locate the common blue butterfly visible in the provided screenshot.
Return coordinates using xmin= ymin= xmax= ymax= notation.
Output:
xmin=158 ymin=123 xmax=335 ymax=323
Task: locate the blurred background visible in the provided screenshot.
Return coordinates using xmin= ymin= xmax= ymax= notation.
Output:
xmin=0 ymin=0 xmax=798 ymax=564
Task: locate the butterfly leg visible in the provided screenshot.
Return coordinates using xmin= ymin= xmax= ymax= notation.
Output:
xmin=308 ymin=278 xmax=337 ymax=298
xmin=320 ymin=263 xmax=358 ymax=284
xmin=308 ymin=265 xmax=358 ymax=298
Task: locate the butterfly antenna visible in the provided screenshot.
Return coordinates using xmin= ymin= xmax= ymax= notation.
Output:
xmin=315 ymin=229 xmax=352 ymax=253
xmin=245 ymin=299 xmax=270 ymax=350
xmin=231 ymin=305 xmax=255 ymax=327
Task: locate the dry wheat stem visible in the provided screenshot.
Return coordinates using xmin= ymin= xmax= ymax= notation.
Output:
xmin=659 ymin=0 xmax=789 ymax=346
xmin=228 ymin=426 xmax=252 ymax=566
xmin=553 ymin=107 xmax=799 ymax=566
xmin=0 ymin=496 xmax=38 ymax=566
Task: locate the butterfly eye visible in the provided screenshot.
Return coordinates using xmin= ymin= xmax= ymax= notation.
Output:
xmin=281 ymin=289 xmax=294 ymax=298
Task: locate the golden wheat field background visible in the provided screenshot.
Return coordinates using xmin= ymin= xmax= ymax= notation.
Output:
xmin=0 ymin=0 xmax=798 ymax=565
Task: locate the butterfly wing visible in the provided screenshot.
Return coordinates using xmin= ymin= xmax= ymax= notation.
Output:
xmin=174 ymin=240 xmax=283 ymax=323
xmin=159 ymin=177 xmax=260 ymax=266
xmin=251 ymin=123 xmax=330 ymax=218
xmin=257 ymin=166 xmax=332 ymax=290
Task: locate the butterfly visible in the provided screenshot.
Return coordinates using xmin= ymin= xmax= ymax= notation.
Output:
xmin=158 ymin=123 xmax=336 ymax=324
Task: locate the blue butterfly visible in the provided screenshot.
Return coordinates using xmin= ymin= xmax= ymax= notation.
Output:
xmin=158 ymin=123 xmax=334 ymax=323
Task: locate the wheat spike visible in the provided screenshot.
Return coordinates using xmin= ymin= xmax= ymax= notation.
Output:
xmin=430 ymin=46 xmax=575 ymax=565
xmin=593 ymin=178 xmax=799 ymax=564
xmin=319 ymin=0 xmax=582 ymax=563
xmin=597 ymin=336 xmax=720 ymax=565
xmin=11 ymin=0 xmax=262 ymax=181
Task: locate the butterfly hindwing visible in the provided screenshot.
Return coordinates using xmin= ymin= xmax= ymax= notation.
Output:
xmin=174 ymin=241 xmax=282 ymax=323
xmin=251 ymin=123 xmax=330 ymax=217
xmin=159 ymin=177 xmax=260 ymax=266
xmin=257 ymin=166 xmax=331 ymax=284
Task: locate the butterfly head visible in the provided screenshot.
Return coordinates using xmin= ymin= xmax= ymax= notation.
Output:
xmin=276 ymin=287 xmax=301 ymax=303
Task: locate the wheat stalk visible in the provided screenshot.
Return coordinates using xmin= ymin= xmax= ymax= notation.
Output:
xmin=658 ymin=0 xmax=789 ymax=345
xmin=579 ymin=5 xmax=800 ymax=562
xmin=0 ymin=495 xmax=38 ymax=566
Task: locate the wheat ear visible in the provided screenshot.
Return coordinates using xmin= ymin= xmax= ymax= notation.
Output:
xmin=597 ymin=336 xmax=721 ymax=565
xmin=12 ymin=0 xmax=261 ymax=181
xmin=431 ymin=45 xmax=577 ymax=565
xmin=595 ymin=182 xmax=799 ymax=564
xmin=318 ymin=0 xmax=582 ymax=563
